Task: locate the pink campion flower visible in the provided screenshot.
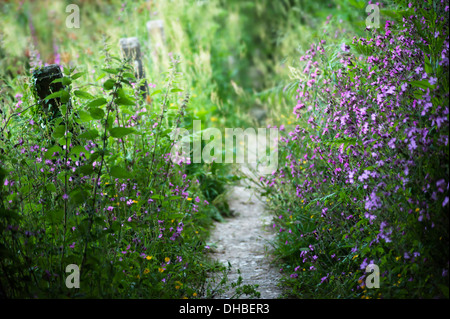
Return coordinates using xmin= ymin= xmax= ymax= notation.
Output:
xmin=443 ymin=197 xmax=449 ymax=207
xmin=341 ymin=43 xmax=350 ymax=52
xmin=62 ymin=194 xmax=69 ymax=200
xmin=429 ymin=77 xmax=437 ymax=85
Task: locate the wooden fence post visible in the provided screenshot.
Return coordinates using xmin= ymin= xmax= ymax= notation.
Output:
xmin=31 ymin=64 xmax=63 ymax=120
xmin=119 ymin=37 xmax=148 ymax=98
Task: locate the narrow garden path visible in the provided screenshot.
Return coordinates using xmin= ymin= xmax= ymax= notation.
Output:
xmin=208 ymin=130 xmax=284 ymax=299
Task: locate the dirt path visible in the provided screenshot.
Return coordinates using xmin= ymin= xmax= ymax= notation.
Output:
xmin=207 ymin=130 xmax=283 ymax=299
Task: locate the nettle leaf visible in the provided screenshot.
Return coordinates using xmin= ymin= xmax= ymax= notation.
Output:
xmin=74 ymin=90 xmax=95 ymax=100
xmin=45 ymin=183 xmax=56 ymax=193
xmin=89 ymin=107 xmax=105 ymax=120
xmin=409 ymin=80 xmax=434 ymax=90
xmin=77 ymin=110 xmax=93 ymax=122
xmin=110 ymin=165 xmax=132 ymax=179
xmin=87 ymin=97 xmax=108 ymax=108
xmin=102 ymin=68 xmax=119 ymax=75
xmin=62 ymin=77 xmax=72 ymax=86
xmin=44 ymin=145 xmax=63 ymax=159
xmin=47 ymin=209 xmax=64 ymax=224
xmin=77 ymin=164 xmax=94 ymax=176
xmin=103 ymin=79 xmax=115 ymax=90
xmin=61 ymin=90 xmax=70 ymax=103
xmin=71 ymin=72 xmax=86 ymax=80
xmin=44 ymin=90 xmax=64 ymax=100
xmin=122 ymin=72 xmax=135 ymax=80
xmin=115 ymin=97 xmax=135 ymax=106
xmin=78 ymin=129 xmax=99 ymax=140
xmin=69 ymin=189 xmax=89 ymax=206
xmin=70 ymin=145 xmax=89 ymax=159
xmin=109 ymin=127 xmax=136 ymax=138
xmin=52 ymin=125 xmax=66 ymax=139
xmin=58 ymin=136 xmax=71 ymax=146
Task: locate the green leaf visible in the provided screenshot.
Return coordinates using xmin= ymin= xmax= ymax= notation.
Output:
xmin=409 ymin=80 xmax=434 ymax=90
xmin=122 ymin=72 xmax=135 ymax=80
xmin=89 ymin=107 xmax=105 ymax=120
xmin=71 ymin=72 xmax=85 ymax=80
xmin=103 ymin=79 xmax=115 ymax=90
xmin=102 ymin=68 xmax=119 ymax=75
xmin=115 ymin=97 xmax=135 ymax=106
xmin=109 ymin=127 xmax=136 ymax=138
xmin=74 ymin=90 xmax=95 ymax=100
xmin=60 ymin=90 xmax=70 ymax=103
xmin=171 ymin=88 xmax=183 ymax=93
xmin=87 ymin=97 xmax=108 ymax=108
xmin=77 ymin=164 xmax=94 ymax=176
xmin=52 ymin=125 xmax=66 ymax=139
xmin=62 ymin=77 xmax=72 ymax=86
xmin=70 ymin=145 xmax=89 ymax=159
xmin=44 ymin=90 xmax=64 ymax=100
xmin=44 ymin=145 xmax=63 ymax=159
xmin=45 ymin=183 xmax=56 ymax=193
xmin=151 ymin=89 xmax=162 ymax=96
xmin=78 ymin=129 xmax=99 ymax=140
xmin=77 ymin=110 xmax=93 ymax=122
xmin=47 ymin=209 xmax=64 ymax=224
xmin=110 ymin=165 xmax=132 ymax=179
xmin=58 ymin=136 xmax=71 ymax=146
xmin=69 ymin=189 xmax=89 ymax=206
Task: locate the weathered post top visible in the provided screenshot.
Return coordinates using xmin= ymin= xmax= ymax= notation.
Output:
xmin=119 ymin=37 xmax=148 ymax=98
xmin=31 ymin=64 xmax=63 ymax=119
xmin=119 ymin=37 xmax=142 ymax=60
xmin=146 ymin=19 xmax=165 ymax=43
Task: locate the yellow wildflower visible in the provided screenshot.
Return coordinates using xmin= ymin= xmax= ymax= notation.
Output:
xmin=165 ymin=257 xmax=170 ymax=263
xmin=146 ymin=255 xmax=153 ymax=260
xmin=193 ymin=292 xmax=197 ymax=297
xmin=143 ymin=268 xmax=150 ymax=274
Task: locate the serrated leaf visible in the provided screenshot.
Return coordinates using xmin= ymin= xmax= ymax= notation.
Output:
xmin=74 ymin=90 xmax=95 ymax=100
xmin=109 ymin=127 xmax=136 ymax=138
xmin=409 ymin=80 xmax=433 ymax=90
xmin=69 ymin=189 xmax=89 ymax=206
xmin=78 ymin=129 xmax=99 ymax=140
xmin=115 ymin=97 xmax=135 ymax=106
xmin=102 ymin=68 xmax=119 ymax=75
xmin=89 ymin=107 xmax=105 ymax=120
xmin=52 ymin=125 xmax=66 ymax=139
xmin=46 ymin=183 xmax=56 ymax=193
xmin=71 ymin=72 xmax=85 ymax=80
xmin=62 ymin=77 xmax=72 ymax=86
xmin=44 ymin=145 xmax=63 ymax=159
xmin=44 ymin=90 xmax=64 ymax=100
xmin=87 ymin=97 xmax=108 ymax=108
xmin=70 ymin=145 xmax=89 ymax=158
xmin=77 ymin=110 xmax=93 ymax=122
xmin=110 ymin=165 xmax=132 ymax=179
xmin=103 ymin=79 xmax=115 ymax=90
